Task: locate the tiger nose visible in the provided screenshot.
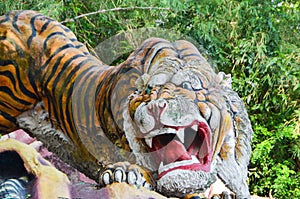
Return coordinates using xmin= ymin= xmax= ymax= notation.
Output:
xmin=157 ymin=98 xmax=167 ymax=109
xmin=147 ymin=99 xmax=167 ymax=115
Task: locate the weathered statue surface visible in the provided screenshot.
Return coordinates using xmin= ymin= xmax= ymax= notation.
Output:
xmin=0 ymin=10 xmax=253 ymax=198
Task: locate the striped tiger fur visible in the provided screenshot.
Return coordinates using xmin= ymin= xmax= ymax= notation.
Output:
xmin=0 ymin=10 xmax=253 ymax=198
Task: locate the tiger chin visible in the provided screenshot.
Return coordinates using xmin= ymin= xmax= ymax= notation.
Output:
xmin=0 ymin=10 xmax=253 ymax=199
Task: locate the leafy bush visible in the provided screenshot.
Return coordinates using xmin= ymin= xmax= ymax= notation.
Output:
xmin=0 ymin=0 xmax=299 ymax=198
xmin=250 ymin=115 xmax=300 ymax=198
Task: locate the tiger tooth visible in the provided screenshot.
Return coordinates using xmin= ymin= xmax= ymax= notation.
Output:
xmin=158 ymin=161 xmax=164 ymax=174
xmin=177 ymin=128 xmax=185 ymax=143
xmin=158 ymin=156 xmax=200 ymax=174
xmin=191 ymin=124 xmax=198 ymax=131
xmin=145 ymin=138 xmax=153 ymax=148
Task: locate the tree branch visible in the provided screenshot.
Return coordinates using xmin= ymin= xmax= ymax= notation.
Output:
xmin=61 ymin=6 xmax=171 ymax=24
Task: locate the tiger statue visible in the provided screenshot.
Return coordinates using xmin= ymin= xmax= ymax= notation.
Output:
xmin=0 ymin=10 xmax=253 ymax=198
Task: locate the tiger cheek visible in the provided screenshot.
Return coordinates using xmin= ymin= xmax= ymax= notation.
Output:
xmin=197 ymin=102 xmax=211 ymax=121
xmin=129 ymin=100 xmax=141 ymax=118
xmin=196 ymin=91 xmax=206 ymax=101
xmin=129 ymin=94 xmax=150 ymax=117
xmin=186 ymin=90 xmax=196 ymax=99
xmin=220 ymin=143 xmax=231 ymax=159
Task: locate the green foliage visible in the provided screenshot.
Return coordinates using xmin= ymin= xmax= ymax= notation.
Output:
xmin=0 ymin=0 xmax=299 ymax=198
xmin=250 ymin=114 xmax=300 ymax=198
xmin=0 ymin=0 xmax=64 ymax=18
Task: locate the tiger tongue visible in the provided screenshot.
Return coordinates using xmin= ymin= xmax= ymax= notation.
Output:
xmin=151 ymin=139 xmax=191 ymax=166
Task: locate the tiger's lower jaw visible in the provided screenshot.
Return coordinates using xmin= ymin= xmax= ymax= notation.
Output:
xmin=157 ymin=155 xmax=211 ymax=179
xmin=156 ymin=169 xmax=217 ymax=198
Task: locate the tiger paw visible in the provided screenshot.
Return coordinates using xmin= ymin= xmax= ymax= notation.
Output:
xmin=202 ymin=178 xmax=235 ymax=199
xmin=99 ymin=162 xmax=154 ymax=190
xmin=211 ymin=191 xmax=235 ymax=199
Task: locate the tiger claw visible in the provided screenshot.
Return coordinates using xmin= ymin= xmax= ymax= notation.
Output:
xmin=221 ymin=191 xmax=234 ymax=199
xmin=101 ymin=167 xmax=126 ymax=184
xmin=99 ymin=162 xmax=153 ymax=190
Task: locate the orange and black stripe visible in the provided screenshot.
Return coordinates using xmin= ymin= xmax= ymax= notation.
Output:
xmin=0 ymin=10 xmax=136 ymax=154
xmin=0 ymin=11 xmax=108 ymax=146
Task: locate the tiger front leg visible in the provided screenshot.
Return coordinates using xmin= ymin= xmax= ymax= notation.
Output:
xmin=99 ymin=161 xmax=154 ymax=190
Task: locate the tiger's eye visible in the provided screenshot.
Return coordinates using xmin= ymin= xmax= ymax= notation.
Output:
xmin=145 ymin=86 xmax=152 ymax=94
xmin=134 ymin=89 xmax=141 ymax=94
xmin=182 ymin=82 xmax=193 ymax=90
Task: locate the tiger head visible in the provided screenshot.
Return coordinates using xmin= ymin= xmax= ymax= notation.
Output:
xmin=117 ymin=38 xmax=252 ymax=197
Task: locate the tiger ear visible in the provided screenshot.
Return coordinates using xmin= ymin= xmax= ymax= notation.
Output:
xmin=216 ymin=72 xmax=232 ymax=89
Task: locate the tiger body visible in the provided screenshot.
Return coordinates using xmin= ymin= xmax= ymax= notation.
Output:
xmin=0 ymin=10 xmax=253 ymax=198
xmin=0 ymin=10 xmax=91 ymax=130
xmin=0 ymin=10 xmax=127 ymax=178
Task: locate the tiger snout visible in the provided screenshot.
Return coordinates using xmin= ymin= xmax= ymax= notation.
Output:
xmin=135 ymin=98 xmax=207 ymax=136
xmin=132 ymin=95 xmax=214 ymax=174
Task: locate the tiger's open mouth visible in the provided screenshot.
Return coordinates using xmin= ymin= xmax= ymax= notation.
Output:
xmin=142 ymin=121 xmax=212 ymax=179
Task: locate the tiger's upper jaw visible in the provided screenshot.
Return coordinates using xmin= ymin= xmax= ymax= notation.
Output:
xmin=133 ymin=98 xmax=213 ymax=179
